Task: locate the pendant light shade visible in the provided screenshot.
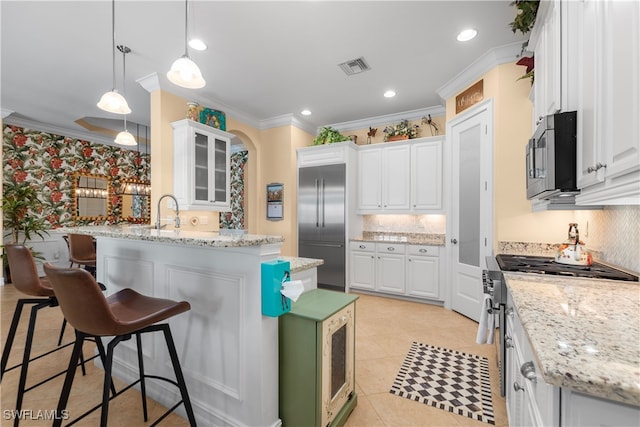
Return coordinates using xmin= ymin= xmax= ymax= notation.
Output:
xmin=167 ymin=0 xmax=206 ymax=89
xmin=97 ymin=90 xmax=131 ymax=114
xmin=115 ymin=129 xmax=137 ymax=146
xmin=98 ymin=0 xmax=131 ymax=114
xmin=167 ymin=56 xmax=206 ymax=89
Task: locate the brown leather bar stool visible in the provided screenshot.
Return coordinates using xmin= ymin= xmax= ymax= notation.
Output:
xmin=1 ymin=244 xmax=109 ymax=427
xmin=58 ymin=234 xmax=106 ymax=346
xmin=44 ymin=263 xmax=197 ymax=427
xmin=67 ymin=233 xmax=97 ymax=275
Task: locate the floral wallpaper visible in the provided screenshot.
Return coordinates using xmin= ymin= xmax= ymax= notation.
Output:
xmin=220 ymin=150 xmax=248 ymax=229
xmin=2 ymin=124 xmax=150 ymax=229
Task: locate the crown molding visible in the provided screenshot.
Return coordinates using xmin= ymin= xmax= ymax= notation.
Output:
xmin=326 ymin=105 xmax=446 ymax=133
xmin=1 ymin=108 xmax=15 ymax=119
xmin=259 ymin=114 xmax=316 ymax=135
xmin=436 ymin=41 xmax=524 ymax=102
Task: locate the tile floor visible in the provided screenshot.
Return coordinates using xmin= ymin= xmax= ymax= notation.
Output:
xmin=1 ymin=283 xmax=506 ymax=426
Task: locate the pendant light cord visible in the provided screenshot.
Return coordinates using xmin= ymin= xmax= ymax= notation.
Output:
xmin=111 ymin=0 xmax=116 ymax=90
xmin=184 ymin=0 xmax=189 ymax=56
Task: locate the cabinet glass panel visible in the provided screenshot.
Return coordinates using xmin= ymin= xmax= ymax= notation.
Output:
xmin=214 ymin=138 xmax=227 ymax=202
xmin=459 ymin=124 xmax=481 ymax=267
xmin=331 ymin=323 xmax=347 ymax=399
xmin=194 ymin=132 xmax=209 ymax=201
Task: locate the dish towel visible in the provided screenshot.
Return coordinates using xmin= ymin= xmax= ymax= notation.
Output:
xmin=475 ymin=294 xmax=495 ymax=344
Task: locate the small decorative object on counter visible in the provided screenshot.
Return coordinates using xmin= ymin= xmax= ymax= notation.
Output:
xmin=555 ymin=223 xmax=593 ymax=266
xmin=383 ymin=119 xmax=419 ymax=142
xmin=186 ymin=102 xmax=200 ymax=121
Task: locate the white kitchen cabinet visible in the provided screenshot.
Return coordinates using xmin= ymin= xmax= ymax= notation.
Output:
xmin=349 ymin=241 xmax=443 ymax=302
xmin=358 ymin=137 xmax=443 ymax=213
xmin=560 ymin=389 xmax=640 ymax=427
xmin=506 ymin=291 xmax=560 ymax=427
xmin=376 ymin=243 xmax=406 ymax=294
xmin=349 ymin=242 xmax=376 ymax=290
xmin=411 ymin=138 xmax=443 ymax=211
xmin=358 ymin=144 xmax=410 ymax=211
xmin=573 ymin=0 xmax=640 ymax=205
xmin=406 ymin=245 xmax=440 ymax=299
xmin=530 ymin=0 xmax=562 ymax=122
xmin=172 ymin=119 xmax=231 ymax=211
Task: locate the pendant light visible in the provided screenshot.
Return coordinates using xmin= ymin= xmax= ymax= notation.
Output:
xmin=115 ymin=45 xmax=137 ymax=146
xmin=97 ymin=0 xmax=131 ymax=114
xmin=167 ymin=0 xmax=206 ymax=89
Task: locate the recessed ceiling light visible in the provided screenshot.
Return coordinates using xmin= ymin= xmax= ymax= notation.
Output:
xmin=457 ymin=28 xmax=477 ymax=42
xmin=188 ymin=38 xmax=207 ymax=51
xmin=383 ymin=90 xmax=396 ymax=98
xmin=301 ymin=109 xmax=311 ymax=116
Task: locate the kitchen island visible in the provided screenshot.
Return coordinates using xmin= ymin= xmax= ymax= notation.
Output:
xmin=62 ymin=225 xmax=285 ymax=427
xmin=503 ymin=272 xmax=640 ymax=425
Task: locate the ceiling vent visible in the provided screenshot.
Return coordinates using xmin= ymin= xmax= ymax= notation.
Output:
xmin=338 ymin=57 xmax=371 ymax=76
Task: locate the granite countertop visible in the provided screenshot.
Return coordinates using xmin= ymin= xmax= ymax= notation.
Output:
xmin=59 ymin=225 xmax=284 ymax=248
xmin=503 ymin=272 xmax=640 ymax=406
xmin=351 ymin=231 xmax=445 ymax=246
xmin=278 ymin=256 xmax=324 ymax=273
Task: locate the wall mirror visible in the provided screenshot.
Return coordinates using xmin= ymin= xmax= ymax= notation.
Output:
xmin=73 ymin=173 xmax=110 ymax=220
xmin=119 ymin=178 xmax=151 ymax=222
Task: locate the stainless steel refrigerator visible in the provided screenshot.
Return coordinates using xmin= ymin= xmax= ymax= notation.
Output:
xmin=298 ymin=163 xmax=346 ymax=292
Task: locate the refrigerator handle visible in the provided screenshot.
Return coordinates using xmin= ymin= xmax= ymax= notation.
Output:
xmin=321 ymin=178 xmax=326 ymax=227
xmin=315 ymin=179 xmax=319 ymax=227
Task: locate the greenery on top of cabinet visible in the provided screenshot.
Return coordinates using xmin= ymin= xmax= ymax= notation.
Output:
xmin=312 ymin=126 xmax=350 ymax=145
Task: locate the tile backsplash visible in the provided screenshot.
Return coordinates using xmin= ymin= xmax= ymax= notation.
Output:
xmin=363 ymin=215 xmax=446 ymax=234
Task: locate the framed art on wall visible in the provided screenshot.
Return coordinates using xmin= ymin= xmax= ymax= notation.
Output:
xmin=266 ymin=183 xmax=284 ymax=220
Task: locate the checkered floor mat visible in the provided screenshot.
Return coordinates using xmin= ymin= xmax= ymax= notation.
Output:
xmin=390 ymin=342 xmax=495 ymax=425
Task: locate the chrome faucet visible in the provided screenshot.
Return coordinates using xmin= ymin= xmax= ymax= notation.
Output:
xmin=156 ymin=194 xmax=181 ymax=230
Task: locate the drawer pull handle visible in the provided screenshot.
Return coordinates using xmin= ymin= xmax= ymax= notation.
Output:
xmin=513 ymin=382 xmax=525 ymax=392
xmin=359 ymin=245 xmax=366 ymax=249
xmin=419 ymin=249 xmax=427 ymax=253
xmin=387 ymin=247 xmax=395 ymax=251
xmin=520 ymin=361 xmax=537 ymax=383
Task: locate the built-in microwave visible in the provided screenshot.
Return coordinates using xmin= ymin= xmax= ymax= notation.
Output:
xmin=526 ymin=111 xmax=578 ymax=200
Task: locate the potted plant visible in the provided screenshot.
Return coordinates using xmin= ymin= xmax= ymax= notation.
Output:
xmin=312 ymin=127 xmax=350 ymax=145
xmin=383 ymin=119 xmax=420 ymax=142
xmin=2 ymin=182 xmax=49 ymax=279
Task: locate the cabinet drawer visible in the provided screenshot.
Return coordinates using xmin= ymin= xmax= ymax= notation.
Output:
xmin=350 ymin=241 xmax=375 ymax=252
xmin=407 ymin=245 xmax=439 ymax=256
xmin=375 ymin=243 xmax=406 ymax=254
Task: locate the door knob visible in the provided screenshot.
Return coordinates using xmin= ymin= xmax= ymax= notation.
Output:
xmin=451 ymin=238 xmax=458 ymax=244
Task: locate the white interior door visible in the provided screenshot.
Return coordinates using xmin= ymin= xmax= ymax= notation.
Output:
xmin=448 ymin=100 xmax=493 ymax=322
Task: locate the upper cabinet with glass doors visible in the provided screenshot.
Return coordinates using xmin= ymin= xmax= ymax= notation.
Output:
xmin=172 ymin=119 xmax=231 ymax=211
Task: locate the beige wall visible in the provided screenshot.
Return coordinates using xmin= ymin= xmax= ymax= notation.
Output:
xmin=445 ymin=63 xmax=599 ymax=248
xmin=150 ymin=90 xmax=313 ymax=255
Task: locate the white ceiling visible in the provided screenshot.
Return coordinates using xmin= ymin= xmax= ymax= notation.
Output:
xmin=1 ymin=1 xmax=527 ymax=146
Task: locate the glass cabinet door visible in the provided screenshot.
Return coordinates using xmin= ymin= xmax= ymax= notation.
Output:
xmin=194 ymin=131 xmax=210 ymax=202
xmin=213 ymin=138 xmax=227 ymax=203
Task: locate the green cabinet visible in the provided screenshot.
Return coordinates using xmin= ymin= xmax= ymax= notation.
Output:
xmin=279 ymin=289 xmax=358 ymax=427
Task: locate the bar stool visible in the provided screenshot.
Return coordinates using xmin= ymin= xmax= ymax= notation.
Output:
xmin=1 ymin=244 xmax=109 ymax=427
xmin=58 ymin=234 xmax=106 ymax=346
xmin=66 ymin=233 xmax=97 ymax=275
xmin=44 ymin=263 xmax=197 ymax=427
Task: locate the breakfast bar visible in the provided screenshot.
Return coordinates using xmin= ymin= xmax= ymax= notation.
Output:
xmin=63 ymin=225 xmax=285 ymax=427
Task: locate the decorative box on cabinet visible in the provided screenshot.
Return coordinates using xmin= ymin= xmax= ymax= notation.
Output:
xmin=279 ymin=289 xmax=358 ymax=427
xmin=172 ymin=119 xmax=232 ymax=211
